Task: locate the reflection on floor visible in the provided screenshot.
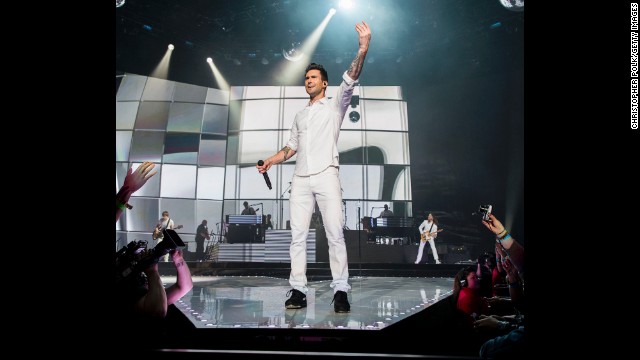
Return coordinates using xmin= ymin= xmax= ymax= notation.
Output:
xmin=162 ymin=276 xmax=454 ymax=330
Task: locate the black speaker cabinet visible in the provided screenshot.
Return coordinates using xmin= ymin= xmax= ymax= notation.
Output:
xmin=227 ymin=225 xmax=255 ymax=243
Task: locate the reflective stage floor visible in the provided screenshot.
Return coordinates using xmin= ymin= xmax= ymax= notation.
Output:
xmin=163 ymin=275 xmax=454 ymax=330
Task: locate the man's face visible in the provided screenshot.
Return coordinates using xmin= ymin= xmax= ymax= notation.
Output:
xmin=305 ymin=69 xmax=326 ymax=98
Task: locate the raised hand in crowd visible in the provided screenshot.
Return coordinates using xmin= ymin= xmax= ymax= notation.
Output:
xmin=116 ymin=161 xmax=157 ymax=222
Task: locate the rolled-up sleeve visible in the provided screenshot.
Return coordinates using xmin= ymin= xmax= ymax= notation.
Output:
xmin=285 ymin=118 xmax=299 ymax=151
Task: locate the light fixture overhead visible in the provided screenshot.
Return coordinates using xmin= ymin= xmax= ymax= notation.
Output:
xmin=282 ymin=41 xmax=304 ymax=62
xmin=116 ymin=0 xmax=125 ymax=8
xmin=499 ymin=0 xmax=524 ymax=12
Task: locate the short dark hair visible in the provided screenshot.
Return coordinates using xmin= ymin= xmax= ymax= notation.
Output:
xmin=305 ymin=63 xmax=328 ymax=83
xmin=243 ymin=201 xmax=248 ymax=206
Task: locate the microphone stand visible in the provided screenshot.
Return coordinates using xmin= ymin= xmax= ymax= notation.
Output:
xmin=357 ymin=205 xmax=362 ymax=273
xmin=258 ymin=203 xmax=264 ymax=242
xmin=280 ymin=183 xmax=292 ymax=230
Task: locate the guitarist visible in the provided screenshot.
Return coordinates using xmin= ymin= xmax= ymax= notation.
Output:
xmin=154 ymin=210 xmax=175 ymax=262
xmin=415 ymin=213 xmax=441 ymax=264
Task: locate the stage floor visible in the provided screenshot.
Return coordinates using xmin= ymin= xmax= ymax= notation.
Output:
xmin=163 ymin=275 xmax=454 ymax=330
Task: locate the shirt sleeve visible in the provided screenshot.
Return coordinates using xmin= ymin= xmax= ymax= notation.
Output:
xmin=285 ymin=117 xmax=299 ymax=151
xmin=332 ymin=71 xmax=359 ymax=124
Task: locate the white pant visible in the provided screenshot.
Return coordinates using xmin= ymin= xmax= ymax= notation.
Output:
xmin=415 ymin=238 xmax=440 ymax=264
xmin=289 ymin=166 xmax=350 ymax=294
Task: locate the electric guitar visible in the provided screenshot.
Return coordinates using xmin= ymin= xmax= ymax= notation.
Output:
xmin=420 ymin=229 xmax=443 ymax=242
xmin=153 ymin=224 xmax=183 ymax=240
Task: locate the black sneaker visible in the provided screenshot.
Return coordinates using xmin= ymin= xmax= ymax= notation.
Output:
xmin=285 ymin=289 xmax=307 ymax=309
xmin=332 ymin=290 xmax=350 ymax=313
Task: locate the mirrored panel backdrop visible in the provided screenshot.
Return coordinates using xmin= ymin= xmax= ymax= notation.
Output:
xmin=116 ymin=74 xmax=412 ymax=261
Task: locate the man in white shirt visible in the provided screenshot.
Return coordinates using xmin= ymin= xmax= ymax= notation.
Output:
xmin=256 ymin=21 xmax=372 ymax=313
xmin=154 ymin=210 xmax=175 ymax=262
xmin=416 ymin=213 xmax=441 ymax=264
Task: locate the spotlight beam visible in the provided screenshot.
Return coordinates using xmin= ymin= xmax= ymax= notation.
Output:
xmin=150 ymin=45 xmax=173 ymax=79
xmin=207 ymin=58 xmax=230 ymax=90
xmin=274 ymin=9 xmax=336 ymax=84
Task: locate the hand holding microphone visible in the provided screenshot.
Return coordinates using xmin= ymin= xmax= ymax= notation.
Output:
xmin=257 ymin=160 xmax=272 ymax=190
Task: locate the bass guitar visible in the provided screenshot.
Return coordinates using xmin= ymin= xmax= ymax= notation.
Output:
xmin=153 ymin=224 xmax=183 ymax=240
xmin=420 ymin=228 xmax=443 ymax=242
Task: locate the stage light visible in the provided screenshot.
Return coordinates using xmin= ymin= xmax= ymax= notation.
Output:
xmin=282 ymin=41 xmax=304 ymax=62
xmin=261 ymin=57 xmax=269 ymax=65
xmin=499 ymin=0 xmax=524 ymax=12
xmin=168 ymin=44 xmax=174 ymax=50
xmin=349 ymin=111 xmax=360 ymax=123
xmin=116 ymin=0 xmax=125 ymax=8
xmin=339 ymin=0 xmax=354 ymax=10
xmin=329 ymin=8 xmax=337 ymax=15
xmin=206 ymin=57 xmax=213 ymax=63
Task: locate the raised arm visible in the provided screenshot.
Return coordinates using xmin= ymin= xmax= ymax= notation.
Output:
xmin=136 ymin=263 xmax=168 ymax=318
xmin=482 ymin=213 xmax=524 ymax=279
xmin=116 ymin=161 xmax=157 ymax=222
xmin=165 ymin=249 xmax=193 ymax=305
xmin=347 ymin=21 xmax=372 ymax=81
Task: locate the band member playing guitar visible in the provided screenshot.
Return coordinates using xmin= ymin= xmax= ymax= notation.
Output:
xmin=415 ymin=213 xmax=442 ymax=264
xmin=154 ymin=211 xmax=183 ymax=262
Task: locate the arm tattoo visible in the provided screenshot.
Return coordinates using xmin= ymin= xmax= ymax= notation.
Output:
xmin=281 ymin=146 xmax=291 ymax=161
xmin=347 ymin=52 xmax=365 ymax=80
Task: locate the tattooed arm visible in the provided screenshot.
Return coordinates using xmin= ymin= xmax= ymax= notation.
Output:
xmin=256 ymin=146 xmax=297 ymax=174
xmin=347 ymin=21 xmax=372 ymax=81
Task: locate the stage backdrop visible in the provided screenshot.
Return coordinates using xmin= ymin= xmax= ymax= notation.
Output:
xmin=116 ymin=74 xmax=413 ymax=261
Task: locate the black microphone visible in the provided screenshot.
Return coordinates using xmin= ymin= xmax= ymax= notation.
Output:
xmin=257 ymin=160 xmax=272 ymax=190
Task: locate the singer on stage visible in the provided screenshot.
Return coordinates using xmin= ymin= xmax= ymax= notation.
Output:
xmin=256 ymin=21 xmax=371 ymax=313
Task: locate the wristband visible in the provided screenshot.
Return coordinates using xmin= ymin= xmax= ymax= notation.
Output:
xmin=116 ymin=198 xmax=133 ymax=210
xmin=499 ymin=234 xmax=511 ymax=242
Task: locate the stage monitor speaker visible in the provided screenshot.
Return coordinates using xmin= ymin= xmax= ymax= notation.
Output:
xmin=228 ymin=225 xmax=255 ymax=243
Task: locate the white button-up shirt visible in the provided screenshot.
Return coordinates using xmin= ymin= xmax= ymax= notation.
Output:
xmin=285 ymin=71 xmax=358 ymax=176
